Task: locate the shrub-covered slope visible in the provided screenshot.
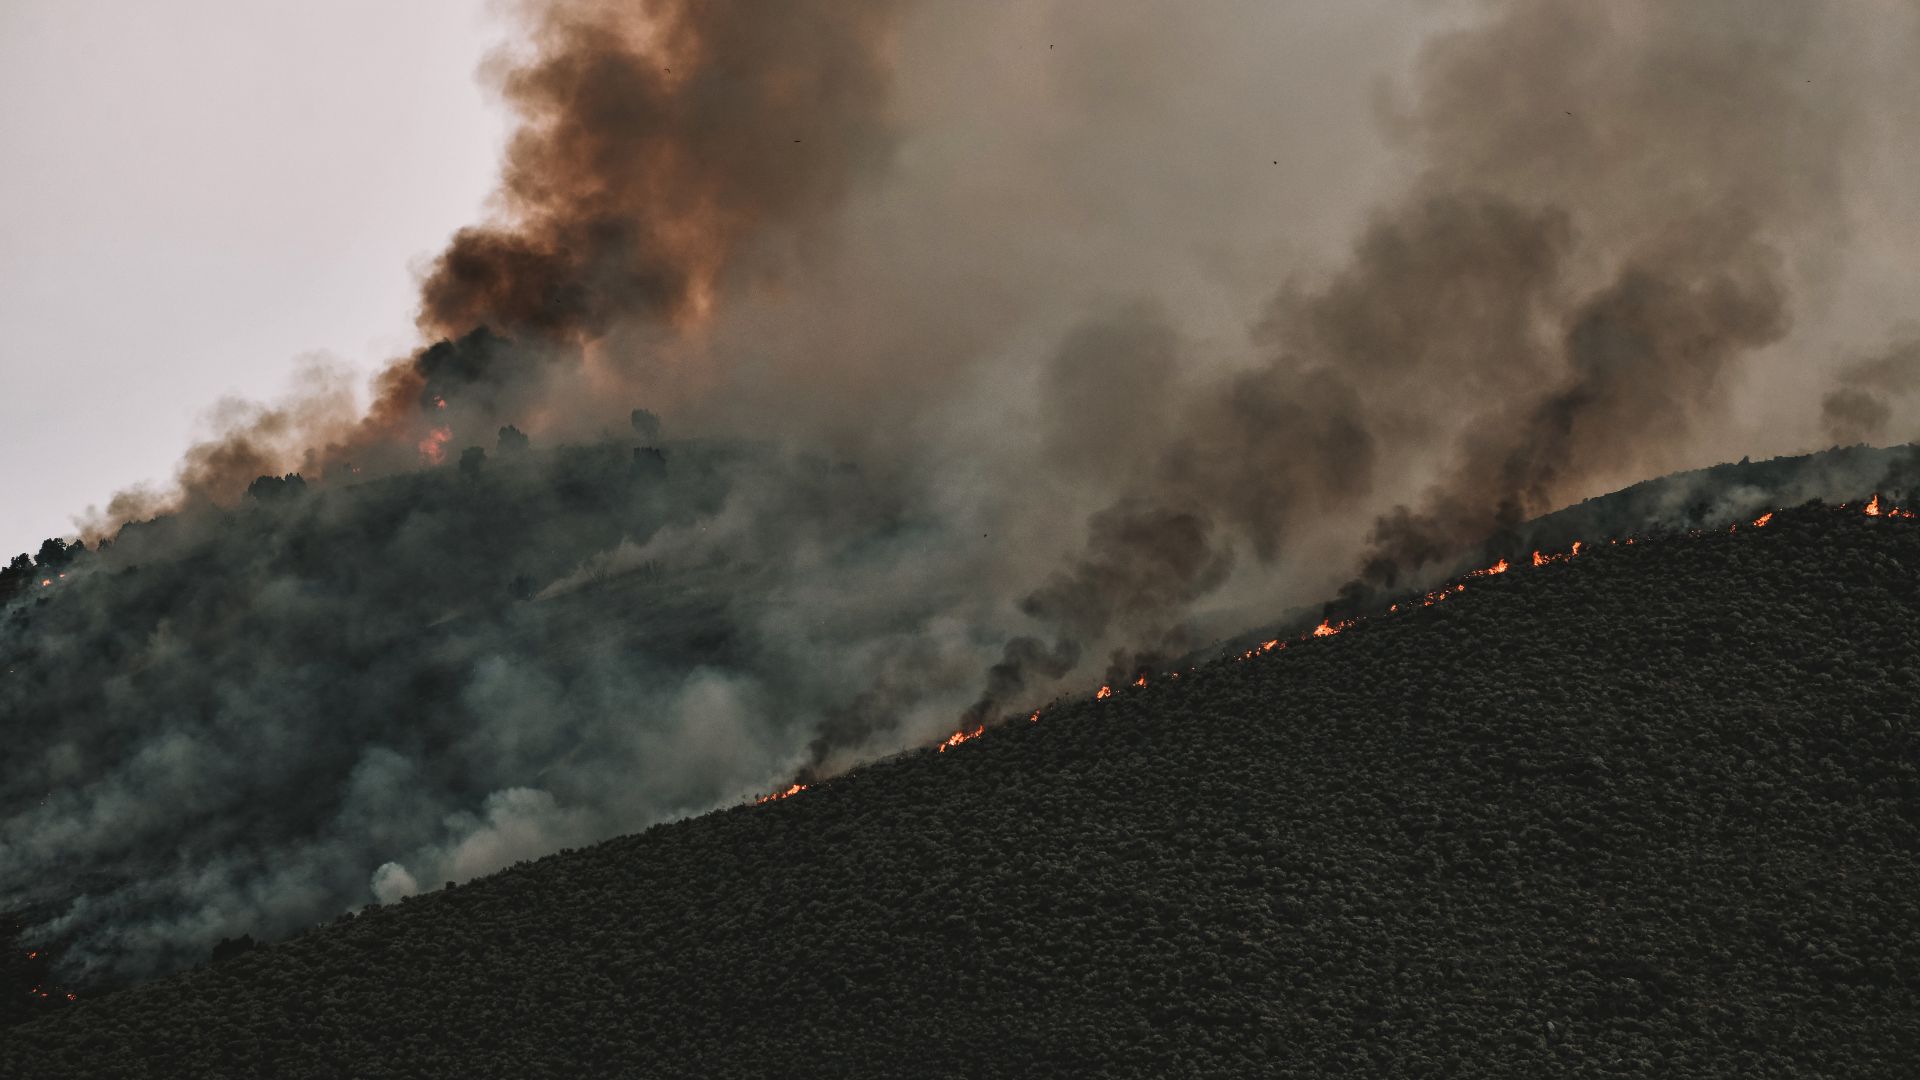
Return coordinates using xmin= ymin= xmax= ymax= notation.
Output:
xmin=7 ymin=504 xmax=1920 ymax=1078
xmin=0 ymin=437 xmax=932 ymax=980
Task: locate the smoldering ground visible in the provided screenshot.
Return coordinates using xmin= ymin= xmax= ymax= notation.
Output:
xmin=10 ymin=0 xmax=1920 ymax=980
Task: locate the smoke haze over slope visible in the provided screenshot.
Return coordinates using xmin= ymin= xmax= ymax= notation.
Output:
xmin=9 ymin=0 xmax=1920 ymax=980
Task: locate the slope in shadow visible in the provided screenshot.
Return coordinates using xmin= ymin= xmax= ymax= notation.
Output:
xmin=6 ymin=504 xmax=1919 ymax=1078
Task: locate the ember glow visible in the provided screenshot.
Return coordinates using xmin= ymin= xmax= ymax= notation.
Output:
xmin=417 ymin=426 xmax=453 ymax=465
xmin=938 ymin=725 xmax=986 ymax=752
xmin=1415 ymin=583 xmax=1468 ymax=607
xmin=749 ymin=497 xmax=1915 ymax=809
xmin=1531 ymin=541 xmax=1586 ymax=568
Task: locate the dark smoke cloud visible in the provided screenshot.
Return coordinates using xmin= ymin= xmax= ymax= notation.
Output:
xmin=1333 ymin=2 xmax=1844 ymax=589
xmin=1358 ymin=225 xmax=1791 ymax=589
xmin=968 ymin=0 xmax=1880 ymax=695
xmin=1822 ymin=335 xmax=1920 ymax=445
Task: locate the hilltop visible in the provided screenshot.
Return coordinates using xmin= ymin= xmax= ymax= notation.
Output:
xmin=5 ymin=499 xmax=1918 ymax=1077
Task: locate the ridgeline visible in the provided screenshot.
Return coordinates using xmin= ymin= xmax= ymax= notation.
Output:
xmin=6 ymin=500 xmax=1919 ymax=1077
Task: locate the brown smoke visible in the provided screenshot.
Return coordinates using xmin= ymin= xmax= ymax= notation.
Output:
xmin=110 ymin=0 xmax=902 ymax=520
xmin=416 ymin=0 xmax=898 ymax=344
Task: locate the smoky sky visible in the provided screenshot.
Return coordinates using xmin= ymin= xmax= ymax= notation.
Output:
xmin=10 ymin=0 xmax=1920 ymax=981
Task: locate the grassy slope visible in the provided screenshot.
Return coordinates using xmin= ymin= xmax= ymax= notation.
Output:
xmin=6 ymin=504 xmax=1920 ymax=1078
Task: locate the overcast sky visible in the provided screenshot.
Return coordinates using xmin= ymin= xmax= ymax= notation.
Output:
xmin=0 ymin=1 xmax=507 ymax=558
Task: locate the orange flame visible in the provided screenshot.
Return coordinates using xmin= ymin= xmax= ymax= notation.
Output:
xmin=418 ymin=426 xmax=453 ymax=465
xmin=1417 ymin=582 xmax=1469 ymax=607
xmin=938 ymin=724 xmax=986 ymax=752
xmin=755 ymin=783 xmax=807 ymax=804
xmin=1531 ymin=541 xmax=1585 ymax=567
xmin=797 ymin=500 xmax=1917 ymax=814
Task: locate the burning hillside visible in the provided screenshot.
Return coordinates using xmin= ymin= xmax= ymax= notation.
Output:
xmin=8 ymin=0 xmax=1920 ymax=998
xmin=5 ymin=424 xmax=1917 ymax=988
xmin=6 ymin=495 xmax=1919 ymax=1077
xmin=883 ymin=492 xmax=1918 ymax=789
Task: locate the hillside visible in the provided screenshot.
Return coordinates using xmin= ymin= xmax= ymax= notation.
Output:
xmin=5 ymin=500 xmax=1918 ymax=1077
xmin=0 ymin=433 xmax=941 ymax=981
xmin=5 ymin=437 xmax=1913 ymax=987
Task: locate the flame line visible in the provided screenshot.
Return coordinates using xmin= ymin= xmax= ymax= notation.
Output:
xmin=752 ymin=495 xmax=1913 ymax=807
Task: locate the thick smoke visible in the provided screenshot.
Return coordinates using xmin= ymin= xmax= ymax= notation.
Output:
xmin=985 ymin=1 xmax=1872 ymax=688
xmin=416 ymin=0 xmax=896 ymax=342
xmin=98 ymin=0 xmax=903 ymax=515
xmin=1822 ymin=335 xmax=1920 ymax=445
xmin=1333 ymin=2 xmax=1844 ymax=592
xmin=13 ymin=0 xmax=1920 ymax=981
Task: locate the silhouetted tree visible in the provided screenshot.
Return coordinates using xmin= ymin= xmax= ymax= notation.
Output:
xmin=210 ymin=935 xmax=256 ymax=966
xmin=34 ymin=538 xmax=76 ymax=571
xmin=632 ymin=446 xmax=667 ymax=481
xmin=0 ymin=554 xmax=31 ymax=603
xmin=630 ymin=408 xmax=662 ymax=442
xmin=246 ymin=474 xmax=308 ymax=503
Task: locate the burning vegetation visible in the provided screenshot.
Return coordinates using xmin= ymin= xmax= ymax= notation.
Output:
xmin=10 ymin=495 xmax=1920 ymax=1077
xmin=2 ymin=918 xmax=78 ymax=1029
xmin=754 ymin=493 xmax=1920 ymax=805
xmin=10 ymin=0 xmax=1920 ymax=1002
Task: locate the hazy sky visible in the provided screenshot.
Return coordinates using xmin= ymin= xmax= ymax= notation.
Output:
xmin=0 ymin=1 xmax=507 ymax=558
